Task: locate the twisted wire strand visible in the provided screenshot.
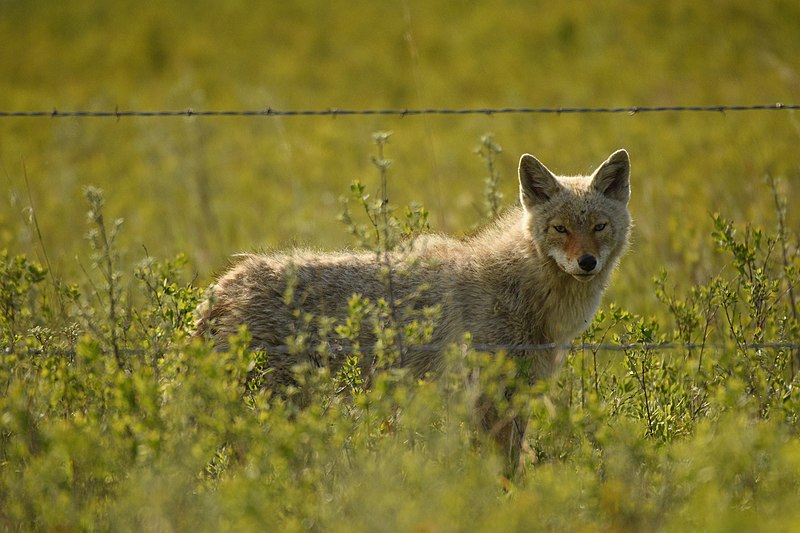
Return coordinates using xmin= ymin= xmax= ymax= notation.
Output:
xmin=10 ymin=341 xmax=799 ymax=358
xmin=0 ymin=103 xmax=797 ymax=119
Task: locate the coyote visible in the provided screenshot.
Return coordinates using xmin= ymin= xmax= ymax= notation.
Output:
xmin=195 ymin=149 xmax=631 ymax=470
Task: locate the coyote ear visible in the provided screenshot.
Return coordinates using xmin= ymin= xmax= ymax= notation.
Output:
xmin=519 ymin=154 xmax=562 ymax=209
xmin=591 ymin=149 xmax=630 ymax=204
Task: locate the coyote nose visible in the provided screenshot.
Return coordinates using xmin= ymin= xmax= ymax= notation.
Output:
xmin=578 ymin=255 xmax=597 ymax=272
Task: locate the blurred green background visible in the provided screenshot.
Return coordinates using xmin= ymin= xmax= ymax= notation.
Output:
xmin=1 ymin=0 xmax=799 ymax=315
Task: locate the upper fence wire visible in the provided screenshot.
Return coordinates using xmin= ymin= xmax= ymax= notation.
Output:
xmin=0 ymin=103 xmax=798 ymax=119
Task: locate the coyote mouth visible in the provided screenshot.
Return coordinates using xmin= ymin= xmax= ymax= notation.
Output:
xmin=572 ymin=273 xmax=597 ymax=282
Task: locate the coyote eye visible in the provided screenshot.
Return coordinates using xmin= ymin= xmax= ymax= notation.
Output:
xmin=594 ymin=223 xmax=607 ymax=232
xmin=553 ymin=225 xmax=567 ymax=234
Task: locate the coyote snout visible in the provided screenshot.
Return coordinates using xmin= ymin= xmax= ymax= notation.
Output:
xmin=544 ymin=225 xmax=606 ymax=281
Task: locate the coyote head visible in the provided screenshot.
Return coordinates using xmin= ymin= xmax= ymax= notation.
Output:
xmin=518 ymin=149 xmax=631 ymax=282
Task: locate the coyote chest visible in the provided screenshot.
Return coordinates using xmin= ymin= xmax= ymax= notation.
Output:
xmin=452 ymin=249 xmax=607 ymax=379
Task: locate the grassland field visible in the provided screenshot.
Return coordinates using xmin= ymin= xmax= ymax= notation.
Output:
xmin=2 ymin=0 xmax=800 ymax=530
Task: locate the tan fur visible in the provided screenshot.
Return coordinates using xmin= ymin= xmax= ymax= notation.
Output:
xmin=195 ymin=149 xmax=632 ymax=472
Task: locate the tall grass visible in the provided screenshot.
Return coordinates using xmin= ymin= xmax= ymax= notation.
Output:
xmin=2 ymin=133 xmax=799 ymax=530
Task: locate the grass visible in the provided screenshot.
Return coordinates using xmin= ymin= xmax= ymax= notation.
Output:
xmin=2 ymin=0 xmax=800 ymax=530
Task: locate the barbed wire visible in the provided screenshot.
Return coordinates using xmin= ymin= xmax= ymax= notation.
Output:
xmin=10 ymin=340 xmax=800 ymax=358
xmin=0 ymin=103 xmax=798 ymax=119
xmin=249 ymin=341 xmax=800 ymax=354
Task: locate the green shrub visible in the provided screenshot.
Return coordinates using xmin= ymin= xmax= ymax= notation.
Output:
xmin=2 ymin=135 xmax=800 ymax=531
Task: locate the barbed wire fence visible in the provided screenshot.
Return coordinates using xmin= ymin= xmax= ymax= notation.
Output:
xmin=0 ymin=102 xmax=798 ymax=119
xmin=12 ymin=341 xmax=800 ymax=359
xmin=4 ymin=101 xmax=799 ymax=360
